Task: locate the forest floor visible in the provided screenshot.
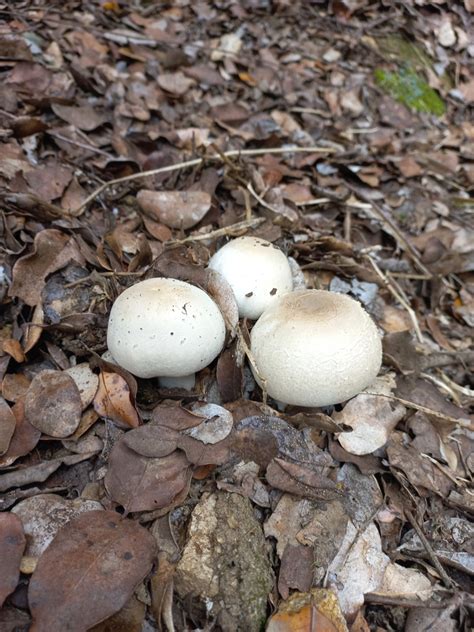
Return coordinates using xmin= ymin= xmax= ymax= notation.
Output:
xmin=0 ymin=1 xmax=473 ymax=631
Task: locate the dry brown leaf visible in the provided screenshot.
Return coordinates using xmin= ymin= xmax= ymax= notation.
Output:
xmin=2 ymin=339 xmax=25 ymax=363
xmin=0 ymin=399 xmax=41 ymax=468
xmin=11 ymin=494 xmax=103 ymax=564
xmin=93 ymin=370 xmax=141 ymax=429
xmin=28 ymin=510 xmax=157 ymax=631
xmin=266 ymin=588 xmax=349 ymax=632
xmin=0 ymin=396 xmax=16 ymax=456
xmin=137 ymin=190 xmax=211 ymax=229
xmin=25 ymin=370 xmax=82 ymax=438
xmin=9 ymin=230 xmax=85 ymax=306
xmin=52 ymin=104 xmax=107 ymax=131
xmin=157 ymin=71 xmax=195 ymax=95
xmin=0 ymin=513 xmax=26 ymax=607
xmin=105 ymin=438 xmax=191 ymax=512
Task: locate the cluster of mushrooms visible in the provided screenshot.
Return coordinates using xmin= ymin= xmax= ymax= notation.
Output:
xmin=107 ymin=236 xmax=382 ymax=408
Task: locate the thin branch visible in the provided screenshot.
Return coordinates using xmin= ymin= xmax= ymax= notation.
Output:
xmin=73 ymin=145 xmax=336 ymax=215
xmin=366 ymin=255 xmax=424 ymax=343
xmin=363 ymin=392 xmax=473 ymax=430
xmin=169 ymin=217 xmax=265 ymax=245
xmin=405 ymin=509 xmax=455 ymax=590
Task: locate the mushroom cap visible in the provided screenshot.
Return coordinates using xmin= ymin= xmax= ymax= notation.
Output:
xmin=250 ymin=290 xmax=382 ymax=407
xmin=107 ymin=278 xmax=226 ymax=379
xmin=208 ymin=236 xmax=293 ymax=319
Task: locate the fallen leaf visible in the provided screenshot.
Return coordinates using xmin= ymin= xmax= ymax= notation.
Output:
xmin=9 ymin=230 xmax=85 ymax=306
xmin=105 ymin=437 xmax=191 ymax=512
xmin=25 ymin=370 xmax=82 ymax=438
xmin=184 ymin=403 xmax=233 ymax=444
xmin=28 ymin=510 xmax=157 ymax=631
xmin=0 ymin=452 xmax=96 ymax=492
xmin=335 ymin=375 xmax=406 ymax=455
xmin=11 ymin=494 xmax=103 ymax=564
xmin=372 ymin=562 xmax=433 ymax=600
xmin=0 ymin=513 xmax=26 ymax=607
xmin=266 ymin=588 xmax=349 ymax=632
xmin=52 ymin=104 xmax=107 ymax=131
xmin=2 ymin=339 xmax=25 ymax=363
xmin=94 ymin=369 xmax=141 ymax=429
xmin=65 ymin=363 xmax=99 ymax=410
xmin=327 ymin=521 xmax=389 ymax=616
xmin=0 ymin=399 xmax=41 ymax=467
xmin=0 ymin=396 xmax=16 ymax=455
xmin=157 ymin=72 xmax=195 ymax=96
xmin=137 ymin=190 xmax=211 ymax=229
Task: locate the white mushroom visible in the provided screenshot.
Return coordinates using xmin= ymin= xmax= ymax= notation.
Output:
xmin=208 ymin=236 xmax=293 ymax=319
xmin=107 ymin=278 xmax=226 ymax=386
xmin=250 ymin=290 xmax=382 ymax=407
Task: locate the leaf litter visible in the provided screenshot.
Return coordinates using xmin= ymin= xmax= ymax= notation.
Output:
xmin=0 ymin=1 xmax=473 ymax=631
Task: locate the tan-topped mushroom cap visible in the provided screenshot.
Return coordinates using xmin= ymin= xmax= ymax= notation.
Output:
xmin=250 ymin=290 xmax=382 ymax=407
xmin=107 ymin=278 xmax=226 ymax=379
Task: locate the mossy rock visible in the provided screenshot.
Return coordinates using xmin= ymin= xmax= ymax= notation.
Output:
xmin=374 ymin=67 xmax=446 ymax=116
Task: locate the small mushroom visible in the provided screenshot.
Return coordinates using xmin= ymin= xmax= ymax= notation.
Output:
xmin=250 ymin=290 xmax=382 ymax=407
xmin=107 ymin=278 xmax=226 ymax=386
xmin=208 ymin=236 xmax=293 ymax=319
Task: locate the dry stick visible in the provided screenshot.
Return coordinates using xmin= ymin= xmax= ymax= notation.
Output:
xmin=405 ymin=509 xmax=455 ymax=590
xmin=169 ymin=217 xmax=265 ymax=245
xmin=236 ymin=324 xmax=268 ymax=406
xmin=366 ymin=255 xmax=424 ymax=343
xmin=73 ymin=146 xmax=336 ymax=215
xmin=346 ymin=183 xmax=431 ymax=276
xmin=363 ymin=392 xmax=473 ymax=430
xmin=364 ymin=593 xmax=466 ymax=609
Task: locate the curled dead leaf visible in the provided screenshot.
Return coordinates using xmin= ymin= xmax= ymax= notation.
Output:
xmin=93 ymin=370 xmax=140 ymax=429
xmin=137 ymin=189 xmax=211 ymax=229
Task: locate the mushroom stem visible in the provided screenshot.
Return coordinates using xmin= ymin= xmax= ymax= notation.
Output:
xmin=158 ymin=374 xmax=196 ymax=390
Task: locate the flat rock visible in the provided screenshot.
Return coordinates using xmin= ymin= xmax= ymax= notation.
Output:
xmin=175 ymin=491 xmax=274 ymax=632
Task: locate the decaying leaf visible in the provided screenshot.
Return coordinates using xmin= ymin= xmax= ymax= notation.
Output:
xmin=65 ymin=363 xmax=99 ymax=410
xmin=24 ymin=370 xmax=82 ymax=438
xmin=335 ymin=374 xmax=406 ymax=455
xmin=137 ymin=190 xmax=211 ymax=229
xmin=9 ymin=230 xmax=85 ymax=306
xmin=327 ymin=521 xmax=389 ymax=616
xmin=105 ymin=435 xmax=191 ymax=512
xmin=0 ymin=396 xmax=16 ymax=455
xmin=11 ymin=494 xmax=103 ymax=567
xmin=94 ymin=369 xmax=140 ymax=429
xmin=0 ymin=513 xmax=26 ymax=607
xmin=266 ymin=588 xmax=349 ymax=632
xmin=28 ymin=510 xmax=157 ymax=631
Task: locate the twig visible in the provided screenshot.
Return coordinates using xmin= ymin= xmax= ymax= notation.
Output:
xmin=236 ymin=324 xmax=267 ymax=406
xmin=364 ymin=593 xmax=466 ymax=609
xmin=246 ymin=182 xmax=286 ymax=216
xmin=363 ymin=392 xmax=473 ymax=430
xmin=73 ymin=146 xmax=336 ymax=215
xmin=346 ymin=183 xmax=431 ymax=276
xmin=169 ymin=217 xmax=265 ymax=245
xmin=420 ymin=453 xmax=466 ymax=487
xmin=47 ymin=131 xmax=115 ymax=159
xmin=366 ymin=255 xmax=424 ymax=343
xmin=405 ymin=509 xmax=455 ymax=590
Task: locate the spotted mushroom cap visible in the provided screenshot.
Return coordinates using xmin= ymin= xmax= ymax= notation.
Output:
xmin=250 ymin=289 xmax=382 ymax=407
xmin=208 ymin=236 xmax=293 ymax=319
xmin=107 ymin=278 xmax=226 ymax=379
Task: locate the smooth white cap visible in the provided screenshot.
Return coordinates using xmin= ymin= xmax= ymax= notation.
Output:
xmin=208 ymin=236 xmax=293 ymax=319
xmin=250 ymin=290 xmax=382 ymax=407
xmin=107 ymin=278 xmax=226 ymax=379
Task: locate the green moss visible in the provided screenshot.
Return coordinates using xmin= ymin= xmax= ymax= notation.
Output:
xmin=374 ymin=67 xmax=446 ymax=116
